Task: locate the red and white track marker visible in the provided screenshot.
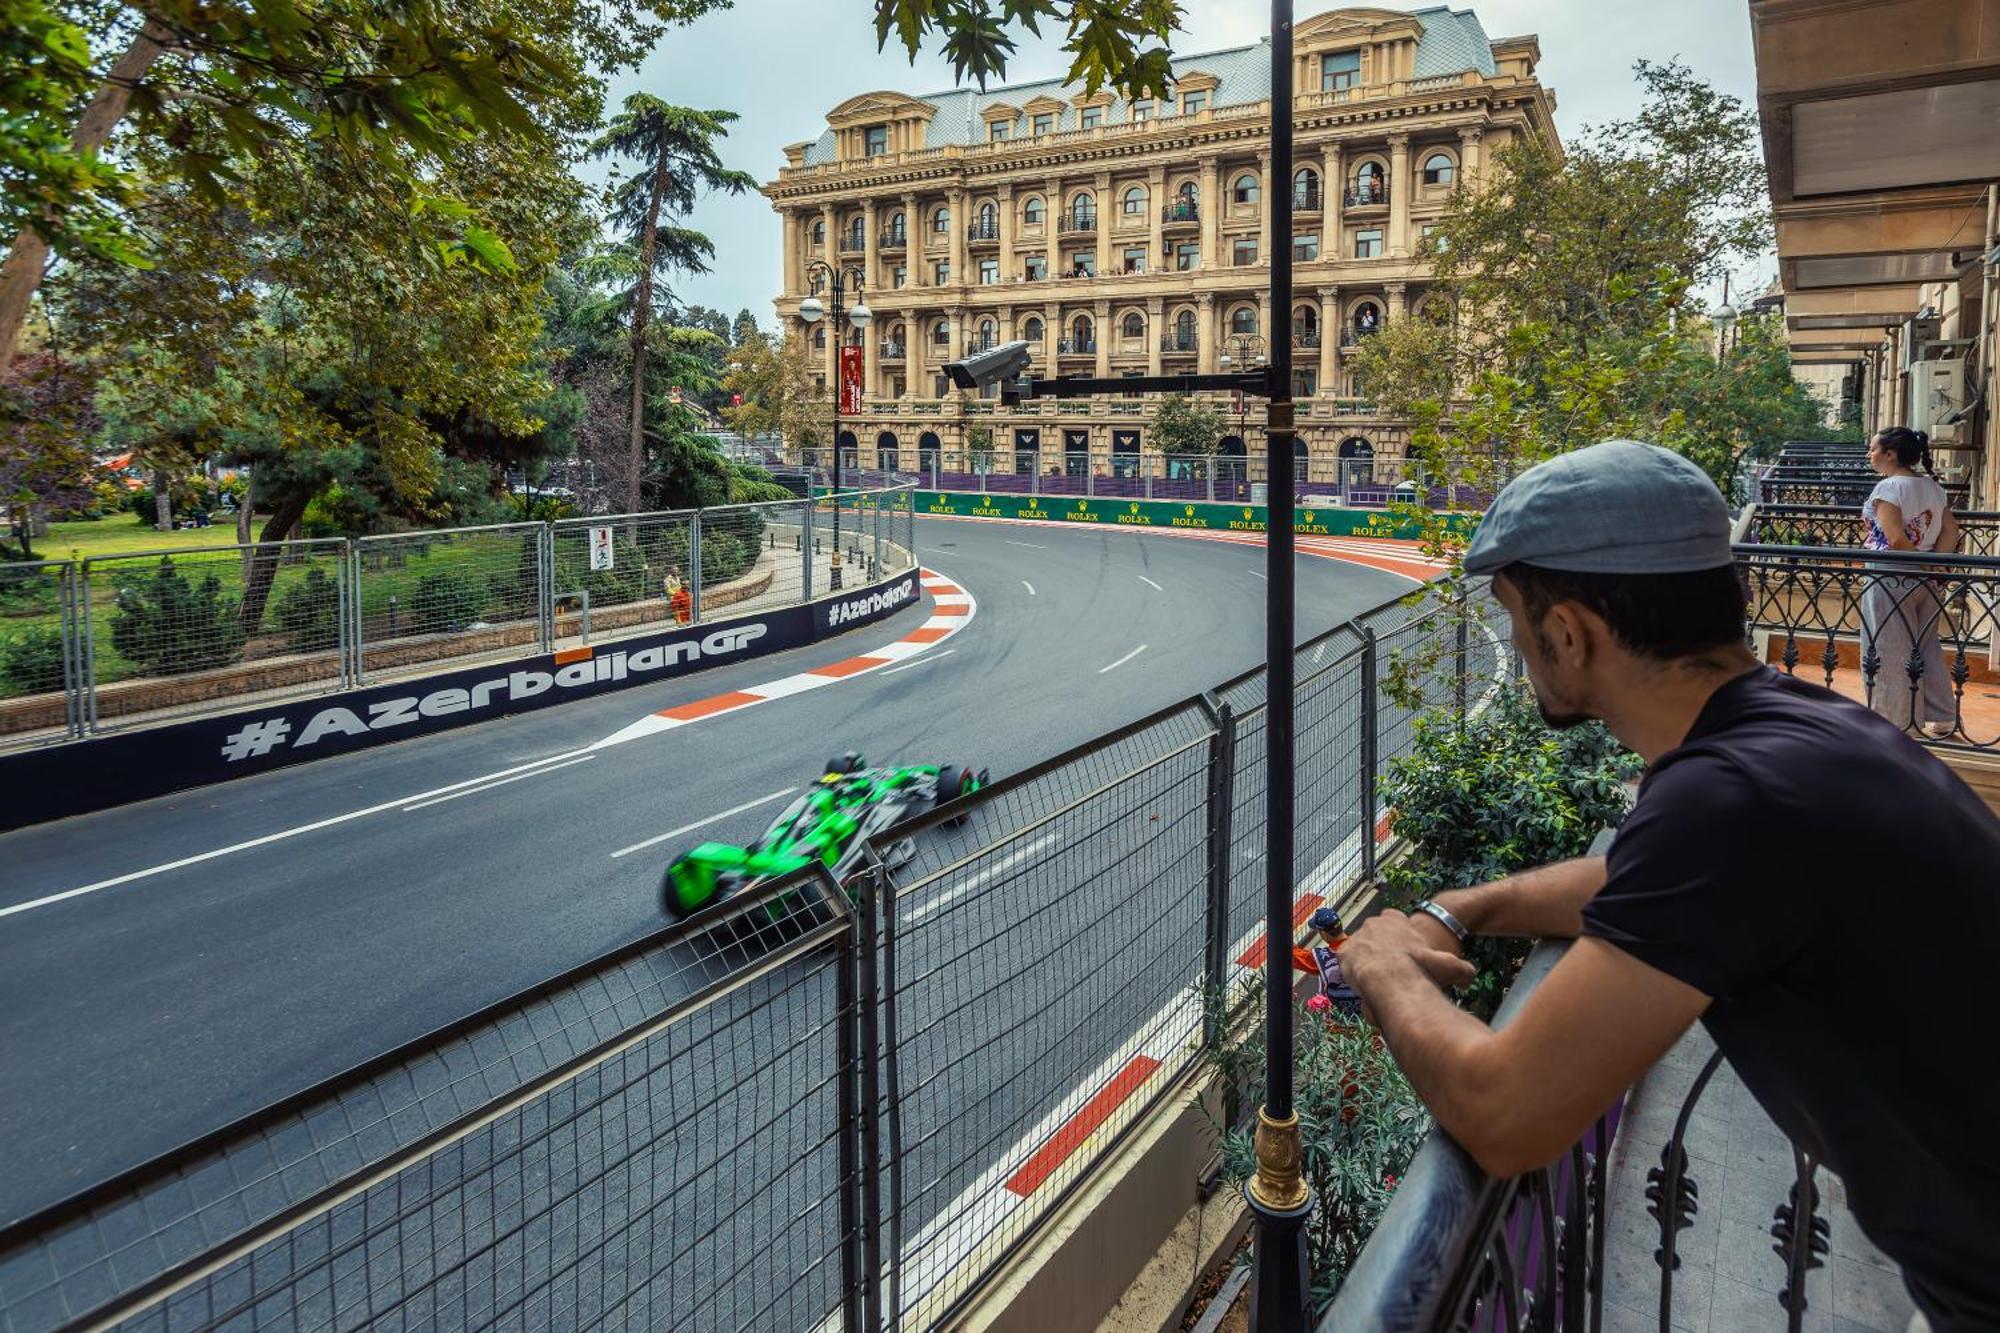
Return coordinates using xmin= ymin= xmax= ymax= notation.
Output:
xmin=588 ymin=569 xmax=975 ymax=751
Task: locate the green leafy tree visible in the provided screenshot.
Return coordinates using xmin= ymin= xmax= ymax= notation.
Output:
xmin=1147 ymin=392 xmax=1226 ymax=458
xmin=722 ymin=330 xmax=823 ymax=450
xmin=588 ymin=98 xmax=755 ymax=511
xmin=0 ymin=350 xmax=96 ymax=558
xmin=109 ymin=558 xmax=247 ymax=674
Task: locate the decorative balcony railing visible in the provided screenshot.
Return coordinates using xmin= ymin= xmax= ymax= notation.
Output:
xmin=965 ymin=220 xmax=999 ymax=243
xmin=1160 ymin=333 xmax=1198 ymax=354
xmin=1293 ymin=187 xmax=1322 ymax=211
xmin=1344 ymin=183 xmax=1389 ymax=207
xmin=1057 ymin=337 xmax=1097 ymax=355
xmin=878 ymin=227 xmax=907 ymax=249
xmin=1293 ymin=330 xmax=1321 ymax=349
xmin=1161 ymin=202 xmax=1200 ymax=225
xmin=1057 ymin=211 xmax=1097 ymax=234
xmin=837 ymin=234 xmax=866 ymax=254
xmin=878 ymin=341 xmax=906 ymax=359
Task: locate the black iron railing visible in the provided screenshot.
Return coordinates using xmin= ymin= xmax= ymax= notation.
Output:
xmin=1294 ymin=187 xmax=1322 ymax=210
xmin=879 ymin=341 xmax=907 ymax=359
xmin=1162 ymin=202 xmax=1200 ymax=224
xmin=1756 ymin=476 xmax=1972 ymax=508
xmin=1749 ymin=504 xmax=2000 ymax=558
xmin=1057 ymin=211 xmax=1097 ymax=233
xmin=1058 ymin=337 xmax=1097 ymax=354
xmin=1294 ymin=329 xmax=1321 ymax=349
xmin=840 ymin=233 xmax=866 ymax=254
xmin=1344 ymin=182 xmax=1388 ymax=207
xmin=966 ymin=219 xmax=1000 ymax=242
xmin=1161 ymin=333 xmax=1198 ymax=353
xmin=879 ymin=227 xmax=908 ymax=248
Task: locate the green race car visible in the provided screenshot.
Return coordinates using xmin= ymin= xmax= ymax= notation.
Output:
xmin=661 ymin=752 xmax=989 ymax=920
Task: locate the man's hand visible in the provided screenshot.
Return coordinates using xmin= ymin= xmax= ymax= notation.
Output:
xmin=1340 ymin=912 xmax=1477 ymax=998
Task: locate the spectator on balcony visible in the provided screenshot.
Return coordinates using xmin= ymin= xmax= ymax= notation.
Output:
xmin=1336 ymin=439 xmax=2000 ymax=1333
xmin=1860 ymin=426 xmax=1959 ymax=737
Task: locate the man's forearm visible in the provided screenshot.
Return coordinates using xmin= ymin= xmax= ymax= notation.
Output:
xmin=1434 ymin=856 xmax=1606 ymax=941
xmin=1350 ymin=952 xmax=1502 ymax=1138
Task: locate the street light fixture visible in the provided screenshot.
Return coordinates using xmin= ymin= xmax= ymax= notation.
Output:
xmin=798 ymin=260 xmax=871 ymax=589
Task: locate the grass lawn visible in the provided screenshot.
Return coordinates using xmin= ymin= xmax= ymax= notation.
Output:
xmin=30 ymin=516 xmax=262 ymax=563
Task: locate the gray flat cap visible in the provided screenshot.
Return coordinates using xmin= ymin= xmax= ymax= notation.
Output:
xmin=1462 ymin=440 xmax=1732 ymax=575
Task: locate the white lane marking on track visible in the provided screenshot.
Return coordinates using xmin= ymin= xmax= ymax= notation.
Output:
xmin=1098 ymin=644 xmax=1148 ymax=674
xmin=401 ymin=756 xmax=595 ymax=812
xmin=1005 ymin=540 xmax=1047 ymax=549
xmin=1021 ymin=580 xmax=1035 ymax=595
xmin=1248 ymin=569 xmax=1267 ymax=580
xmin=608 ymin=788 xmax=798 ymax=860
xmin=0 ymin=751 xmax=590 ymax=920
xmin=905 ymin=834 xmax=1061 ymax=924
xmin=1137 ymin=575 xmax=1164 ymax=592
xmin=882 ymin=648 xmax=955 ymax=676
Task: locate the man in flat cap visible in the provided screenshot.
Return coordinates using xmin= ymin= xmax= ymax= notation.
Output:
xmin=1336 ymin=440 xmax=2000 ymax=1331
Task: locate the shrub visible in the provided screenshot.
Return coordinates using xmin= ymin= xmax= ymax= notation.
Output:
xmin=1208 ymin=989 xmax=1431 ymax=1313
xmin=0 ymin=576 xmax=60 ymax=617
xmin=1379 ymin=680 xmax=1639 ymax=1016
xmin=272 ymin=567 xmax=341 ymax=652
xmin=0 ymin=624 xmax=66 ymax=693
xmin=408 ymin=570 xmax=489 ymax=634
xmin=109 ymin=560 xmax=247 ymax=675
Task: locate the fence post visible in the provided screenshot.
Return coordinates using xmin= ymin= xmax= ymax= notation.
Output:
xmin=349 ymin=541 xmax=368 ymax=686
xmin=80 ymin=560 xmax=99 ymax=734
xmin=871 ymin=499 xmax=883 ymax=579
xmin=837 ymin=873 xmax=867 ymax=1333
xmin=1207 ymin=466 xmax=1215 ymax=504
xmin=688 ymin=514 xmax=704 ymax=624
xmin=536 ymin=525 xmax=554 ymax=653
xmin=1202 ymin=697 xmax=1238 ymax=1047
xmin=802 ymin=501 xmax=815 ymax=602
xmin=1359 ymin=626 xmax=1379 ymax=887
xmin=1453 ymin=596 xmax=1469 ymax=725
xmin=61 ymin=562 xmax=82 ymax=738
xmin=336 ymin=544 xmax=355 ymax=688
xmin=856 ymin=868 xmax=886 ymax=1332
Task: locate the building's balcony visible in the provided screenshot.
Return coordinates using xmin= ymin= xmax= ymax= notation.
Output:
xmin=1344 ymin=182 xmax=1390 ymax=208
xmin=1340 ymin=325 xmax=1382 ymax=347
xmin=1161 ymin=202 xmax=1200 ymax=227
xmin=1160 ymin=333 xmax=1198 ymax=355
xmin=963 ymin=338 xmax=997 ymax=355
xmin=966 ymin=220 xmax=1000 ymax=246
xmin=837 ymin=233 xmax=865 ymax=255
xmin=1057 ymin=337 xmax=1096 ymax=355
xmin=1057 ymin=210 xmax=1097 ymax=235
xmin=1293 ymin=187 xmax=1322 ymax=213
xmin=1293 ymin=329 xmax=1321 ymax=349
xmin=878 ymin=341 xmax=906 ymax=360
xmin=878 ymin=226 xmax=907 ymax=251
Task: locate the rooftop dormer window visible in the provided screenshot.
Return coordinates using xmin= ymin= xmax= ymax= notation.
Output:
xmin=864 ymin=125 xmax=888 ymax=156
xmin=1321 ymin=50 xmax=1359 ymax=93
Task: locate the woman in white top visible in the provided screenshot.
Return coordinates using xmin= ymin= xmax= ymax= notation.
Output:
xmin=1859 ymin=426 xmax=1960 ymax=735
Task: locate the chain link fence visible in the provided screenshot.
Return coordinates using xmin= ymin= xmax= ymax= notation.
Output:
xmin=0 ymin=487 xmax=914 ymax=754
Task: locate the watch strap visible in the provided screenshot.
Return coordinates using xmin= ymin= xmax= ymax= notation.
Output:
xmin=1414 ymin=900 xmax=1469 ymax=946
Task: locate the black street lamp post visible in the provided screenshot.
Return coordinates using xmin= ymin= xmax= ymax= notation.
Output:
xmin=1221 ymin=334 xmax=1269 ymax=474
xmin=799 ymin=261 xmax=873 ymax=590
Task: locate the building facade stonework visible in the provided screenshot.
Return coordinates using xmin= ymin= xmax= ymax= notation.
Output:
xmin=763 ymin=4 xmax=1557 ymax=484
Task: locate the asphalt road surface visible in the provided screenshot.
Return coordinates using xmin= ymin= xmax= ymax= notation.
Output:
xmin=0 ymin=515 xmax=1412 ymax=1230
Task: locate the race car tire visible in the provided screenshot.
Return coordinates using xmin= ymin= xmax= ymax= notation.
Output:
xmin=826 ymin=753 xmax=864 ymax=775
xmin=936 ymin=765 xmax=980 ymax=829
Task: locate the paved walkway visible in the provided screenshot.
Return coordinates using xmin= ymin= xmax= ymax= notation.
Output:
xmin=1601 ymin=1026 xmax=1916 ymax=1332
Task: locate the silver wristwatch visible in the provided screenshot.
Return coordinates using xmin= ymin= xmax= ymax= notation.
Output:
xmin=1414 ymin=900 xmax=1469 ymax=948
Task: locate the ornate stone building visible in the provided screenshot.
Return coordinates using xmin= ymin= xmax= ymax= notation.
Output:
xmin=763 ymin=4 xmax=1557 ymax=484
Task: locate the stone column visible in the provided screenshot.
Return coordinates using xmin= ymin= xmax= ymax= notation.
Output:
xmin=1457 ymin=126 xmax=1483 ymax=190
xmin=1044 ymin=298 xmax=1060 ymax=372
xmin=1094 ymin=298 xmax=1110 ymax=377
xmin=997 ymin=183 xmax=1014 ymax=278
xmin=819 ymin=203 xmax=839 ymax=388
xmin=1147 ymin=166 xmax=1165 ymax=271
xmin=1197 ymin=291 xmax=1217 ymax=374
xmin=949 ymin=187 xmax=967 ymax=287
xmin=1384 ymin=280 xmax=1407 ymax=324
xmin=907 ymin=312 xmax=925 ymax=399
xmin=1258 ymin=150 xmax=1273 ymax=265
xmin=782 ymin=208 xmax=799 ymax=296
xmin=1387 ymin=133 xmax=1412 ymax=258
xmin=1147 ymin=296 xmax=1164 ymax=376
xmin=1322 ymin=144 xmax=1343 ymax=261
xmin=1258 ymin=291 xmax=1272 ymax=347
xmin=1093 ymin=171 xmax=1112 ymax=277
xmin=1318 ymin=285 xmax=1339 ymax=396
xmin=904 ymin=192 xmax=923 ymax=288
xmin=1199 ymin=161 xmax=1220 ymax=269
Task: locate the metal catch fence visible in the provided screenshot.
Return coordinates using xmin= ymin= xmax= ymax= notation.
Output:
xmin=0 ymin=488 xmax=915 ymax=754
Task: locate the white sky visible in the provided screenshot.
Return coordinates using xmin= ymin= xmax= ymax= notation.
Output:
xmin=605 ymin=0 xmax=1763 ymax=326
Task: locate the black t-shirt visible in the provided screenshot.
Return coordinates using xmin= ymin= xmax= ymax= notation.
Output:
xmin=1582 ymin=667 xmax=2000 ymax=1331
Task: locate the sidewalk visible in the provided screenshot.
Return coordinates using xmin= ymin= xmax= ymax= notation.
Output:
xmin=1600 ymin=1025 xmax=1916 ymax=1332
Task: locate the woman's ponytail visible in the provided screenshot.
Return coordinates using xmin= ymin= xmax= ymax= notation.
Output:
xmin=1876 ymin=425 xmax=1931 ymax=473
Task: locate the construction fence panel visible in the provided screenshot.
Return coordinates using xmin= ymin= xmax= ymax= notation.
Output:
xmin=0 ymin=559 xmax=81 ymax=748
xmin=548 ymin=511 xmax=697 ymax=648
xmin=81 ymin=538 xmax=352 ymax=732
xmin=700 ymin=498 xmax=812 ymax=620
xmin=353 ymin=523 xmax=545 ymax=681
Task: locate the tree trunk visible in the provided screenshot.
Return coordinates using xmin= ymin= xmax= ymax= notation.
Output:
xmin=0 ymin=18 xmax=176 ymax=373
xmin=626 ymin=155 xmax=673 ymax=514
xmin=153 ymin=467 xmax=173 ymax=530
xmin=238 ymin=491 xmax=312 ymax=635
xmin=235 ymin=468 xmax=254 ymax=544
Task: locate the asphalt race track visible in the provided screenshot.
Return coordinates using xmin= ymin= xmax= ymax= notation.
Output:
xmin=0 ymin=515 xmax=1413 ymax=1228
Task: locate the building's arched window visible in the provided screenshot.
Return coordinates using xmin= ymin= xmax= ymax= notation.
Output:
xmin=976 ymin=200 xmax=997 ymax=232
xmin=1352 ymin=161 xmax=1385 ymax=202
xmin=1292 ymin=166 xmax=1319 ymax=203
xmin=1422 ymin=153 xmax=1455 ymax=186
xmin=1229 ymin=306 xmax=1257 ymax=335
xmin=1123 ymin=184 xmax=1147 ymax=215
xmin=1352 ymin=301 xmax=1381 ymax=332
xmin=1071 ymin=190 xmax=1095 ymax=221
xmin=977 ymin=316 xmax=996 ymax=348
xmin=1024 ymin=316 xmax=1044 ymax=342
xmin=932 ymin=319 xmax=950 ymax=345
xmin=888 ymin=210 xmax=905 ymax=233
xmin=1023 ymin=195 xmax=1044 ymax=225
xmin=932 ymin=206 xmax=950 ymax=233
xmin=1233 ymin=174 xmax=1259 ymax=204
xmin=811 ymin=325 xmax=826 ymax=349
xmin=1121 ymin=311 xmax=1145 ymax=338
xmin=1177 ymin=181 xmax=1197 ymax=204
xmin=810 ymin=219 xmax=825 ymax=244
xmin=1293 ymin=304 xmax=1318 ymax=336
xmin=888 ymin=321 xmax=906 ymax=349
xmin=1174 ymin=309 xmax=1196 ymax=342
xmin=847 ymin=216 xmax=864 ymax=248
xmin=1072 ymin=314 xmax=1094 ymax=344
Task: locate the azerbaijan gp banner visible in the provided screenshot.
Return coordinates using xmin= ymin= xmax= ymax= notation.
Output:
xmin=915 ymin=491 xmax=1429 ymax=538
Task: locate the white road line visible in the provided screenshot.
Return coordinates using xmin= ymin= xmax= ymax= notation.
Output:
xmin=608 ymin=788 xmax=798 ymax=861
xmin=1021 ymin=580 xmax=1036 ymax=595
xmin=905 ymin=834 xmax=1061 ymax=923
xmin=401 ymin=756 xmax=594 ymax=812
xmin=1099 ymin=644 xmax=1148 ymax=674
xmin=1248 ymin=569 xmax=1267 ymax=580
xmin=1005 ymin=540 xmax=1047 ymax=549
xmin=1137 ymin=575 xmax=1164 ymax=592
xmin=881 ymin=648 xmax=955 ymax=676
xmin=0 ymin=751 xmax=591 ymax=920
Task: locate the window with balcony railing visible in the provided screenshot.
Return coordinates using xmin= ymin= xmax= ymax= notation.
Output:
xmin=1161 ymin=201 xmax=1199 ymax=224
xmin=967 ymin=219 xmax=999 ymax=242
xmin=1294 ymin=186 xmax=1322 ymax=210
xmin=879 ymin=341 xmax=906 ymax=358
xmin=1345 ymin=178 xmax=1389 ymax=207
xmin=1058 ymin=337 xmax=1097 ymax=354
xmin=1161 ymin=330 xmax=1197 ymax=353
xmin=1059 ymin=209 xmax=1097 ymax=233
xmin=879 ymin=226 xmax=907 ymax=248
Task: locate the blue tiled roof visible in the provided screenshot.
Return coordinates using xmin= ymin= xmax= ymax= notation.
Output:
xmin=802 ymin=4 xmax=1499 ymax=165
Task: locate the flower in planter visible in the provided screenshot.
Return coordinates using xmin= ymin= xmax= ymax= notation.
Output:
xmin=1307 ymin=993 xmax=1332 ymax=1014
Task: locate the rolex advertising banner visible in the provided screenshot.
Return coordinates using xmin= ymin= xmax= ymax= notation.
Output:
xmin=913 ymin=490 xmax=1429 ymax=537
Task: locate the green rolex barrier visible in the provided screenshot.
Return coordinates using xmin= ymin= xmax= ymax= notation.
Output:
xmin=914 ymin=490 xmax=1437 ymax=538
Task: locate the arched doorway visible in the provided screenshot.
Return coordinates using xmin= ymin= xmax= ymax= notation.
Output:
xmin=837 ymin=429 xmax=858 ymax=474
xmin=1014 ymin=427 xmax=1041 ymax=477
xmin=1111 ymin=429 xmax=1141 ymax=479
xmin=1217 ymin=435 xmax=1248 ymax=482
xmin=1293 ymin=437 xmax=1311 ymax=484
xmin=876 ymin=430 xmax=899 ymax=474
xmin=918 ymin=430 xmax=942 ymax=476
xmin=1337 ymin=436 xmax=1374 ymax=489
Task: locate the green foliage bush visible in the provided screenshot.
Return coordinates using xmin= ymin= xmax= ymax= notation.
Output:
xmin=272 ymin=566 xmax=340 ymax=652
xmin=1208 ymin=990 xmax=1431 ymax=1313
xmin=408 ymin=570 xmax=489 ymax=633
xmin=0 ymin=576 xmax=60 ymax=616
xmin=109 ymin=560 xmax=247 ymax=675
xmin=0 ymin=625 xmax=66 ymax=693
xmin=1380 ymin=680 xmax=1640 ymax=1016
